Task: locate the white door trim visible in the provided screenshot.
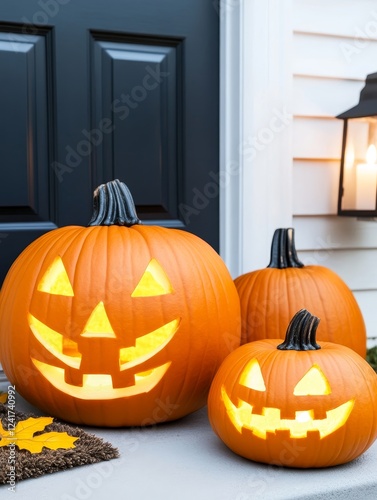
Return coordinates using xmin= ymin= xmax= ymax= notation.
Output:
xmin=219 ymin=0 xmax=294 ymax=277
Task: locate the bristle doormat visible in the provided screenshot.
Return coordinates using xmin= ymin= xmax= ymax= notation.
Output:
xmin=0 ymin=404 xmax=119 ymax=484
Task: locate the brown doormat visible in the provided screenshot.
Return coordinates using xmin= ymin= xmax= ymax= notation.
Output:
xmin=0 ymin=403 xmax=119 ymax=484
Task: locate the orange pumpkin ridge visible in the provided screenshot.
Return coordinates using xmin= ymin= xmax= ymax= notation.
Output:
xmin=234 ymin=228 xmax=367 ymax=357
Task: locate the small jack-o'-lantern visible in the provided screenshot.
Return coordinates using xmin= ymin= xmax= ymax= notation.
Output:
xmin=0 ymin=180 xmax=241 ymax=427
xmin=234 ymin=228 xmax=366 ymax=357
xmin=208 ymin=309 xmax=377 ymax=468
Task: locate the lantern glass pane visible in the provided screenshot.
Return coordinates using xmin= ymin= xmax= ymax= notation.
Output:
xmin=341 ymin=116 xmax=377 ymax=211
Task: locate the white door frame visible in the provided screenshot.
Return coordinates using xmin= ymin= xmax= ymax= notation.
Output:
xmin=219 ymin=0 xmax=294 ymax=277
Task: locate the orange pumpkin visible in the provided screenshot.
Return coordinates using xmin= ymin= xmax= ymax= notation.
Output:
xmin=0 ymin=180 xmax=241 ymax=427
xmin=234 ymin=228 xmax=366 ymax=357
xmin=208 ymin=309 xmax=377 ymax=468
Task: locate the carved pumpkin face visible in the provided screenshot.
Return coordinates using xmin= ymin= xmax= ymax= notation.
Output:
xmin=0 ymin=181 xmax=241 ymax=427
xmin=29 ymin=256 xmax=178 ymax=400
xmin=220 ymin=360 xmax=354 ymax=441
xmin=208 ymin=310 xmax=377 ymax=468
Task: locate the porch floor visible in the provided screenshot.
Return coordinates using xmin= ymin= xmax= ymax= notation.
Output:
xmin=1 ymin=382 xmax=376 ymax=500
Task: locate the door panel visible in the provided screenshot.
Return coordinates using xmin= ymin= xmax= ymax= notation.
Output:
xmin=0 ymin=0 xmax=219 ymax=283
xmin=0 ymin=26 xmax=56 ymax=276
xmin=0 ymin=29 xmax=51 ymax=220
xmin=91 ymin=35 xmax=181 ymax=223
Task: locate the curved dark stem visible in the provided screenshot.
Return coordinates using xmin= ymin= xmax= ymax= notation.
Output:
xmin=88 ymin=179 xmax=141 ymax=227
xmin=277 ymin=309 xmax=321 ymax=351
xmin=267 ymin=228 xmax=304 ymax=269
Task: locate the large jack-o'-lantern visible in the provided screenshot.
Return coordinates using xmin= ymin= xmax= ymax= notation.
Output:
xmin=0 ymin=180 xmax=241 ymax=427
xmin=208 ymin=309 xmax=377 ymax=468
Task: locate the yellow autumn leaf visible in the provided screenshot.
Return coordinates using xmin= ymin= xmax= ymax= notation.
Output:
xmin=0 ymin=393 xmax=7 ymax=404
xmin=0 ymin=416 xmax=79 ymax=453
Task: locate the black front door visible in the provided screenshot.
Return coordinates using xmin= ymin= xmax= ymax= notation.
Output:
xmin=0 ymin=0 xmax=219 ymax=283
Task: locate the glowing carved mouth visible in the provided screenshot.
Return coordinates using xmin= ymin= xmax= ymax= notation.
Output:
xmin=119 ymin=318 xmax=180 ymax=370
xmin=221 ymin=386 xmax=355 ymax=439
xmin=28 ymin=313 xmax=179 ymax=370
xmin=31 ymin=358 xmax=171 ymax=400
xmin=28 ymin=313 xmax=180 ymax=400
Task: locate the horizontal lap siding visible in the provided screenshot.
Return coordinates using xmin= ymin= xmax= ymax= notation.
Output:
xmin=293 ymin=161 xmax=339 ymax=215
xmin=292 ymin=0 xmax=377 ymax=347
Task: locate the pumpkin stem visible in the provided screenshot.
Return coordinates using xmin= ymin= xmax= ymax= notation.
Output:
xmin=277 ymin=309 xmax=321 ymax=351
xmin=267 ymin=228 xmax=304 ymax=269
xmin=88 ymin=179 xmax=141 ymax=227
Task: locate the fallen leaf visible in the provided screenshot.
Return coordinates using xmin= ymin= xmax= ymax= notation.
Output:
xmin=0 ymin=416 xmax=79 ymax=453
xmin=0 ymin=393 xmax=7 ymax=404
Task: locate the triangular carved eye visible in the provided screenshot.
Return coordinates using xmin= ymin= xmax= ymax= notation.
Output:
xmin=37 ymin=256 xmax=74 ymax=297
xmin=294 ymin=364 xmax=331 ymax=396
xmin=131 ymin=259 xmax=174 ymax=297
xmin=239 ymin=358 xmax=266 ymax=392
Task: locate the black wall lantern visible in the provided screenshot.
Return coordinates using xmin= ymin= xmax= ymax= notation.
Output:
xmin=337 ymin=72 xmax=377 ymax=218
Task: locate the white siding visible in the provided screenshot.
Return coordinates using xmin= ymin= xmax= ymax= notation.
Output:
xmin=292 ymin=0 xmax=377 ymax=347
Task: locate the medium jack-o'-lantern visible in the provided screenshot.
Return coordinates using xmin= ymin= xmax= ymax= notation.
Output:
xmin=0 ymin=180 xmax=241 ymax=427
xmin=234 ymin=228 xmax=366 ymax=357
xmin=208 ymin=309 xmax=377 ymax=468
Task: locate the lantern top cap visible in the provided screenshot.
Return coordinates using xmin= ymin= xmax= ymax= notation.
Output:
xmin=337 ymin=72 xmax=377 ymax=119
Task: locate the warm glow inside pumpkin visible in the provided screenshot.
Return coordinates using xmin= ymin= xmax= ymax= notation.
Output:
xmin=208 ymin=309 xmax=377 ymax=468
xmin=0 ymin=180 xmax=241 ymax=427
xmin=221 ymin=360 xmax=354 ymax=439
xmin=29 ymin=256 xmax=178 ymax=400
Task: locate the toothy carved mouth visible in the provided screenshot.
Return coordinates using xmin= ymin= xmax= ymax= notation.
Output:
xmin=28 ymin=312 xmax=178 ymax=400
xmin=119 ymin=318 xmax=180 ymax=370
xmin=28 ymin=313 xmax=180 ymax=371
xmin=31 ymin=358 xmax=171 ymax=400
xmin=221 ymin=386 xmax=355 ymax=439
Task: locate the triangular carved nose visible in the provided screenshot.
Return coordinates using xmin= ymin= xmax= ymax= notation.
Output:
xmin=80 ymin=301 xmax=116 ymax=338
